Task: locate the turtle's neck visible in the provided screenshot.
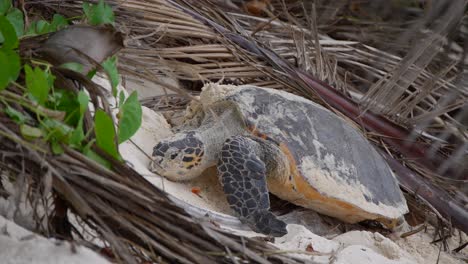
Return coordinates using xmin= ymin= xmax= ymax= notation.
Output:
xmin=188 ymin=105 xmax=290 ymax=183
xmin=195 ymin=107 xmax=247 ymax=166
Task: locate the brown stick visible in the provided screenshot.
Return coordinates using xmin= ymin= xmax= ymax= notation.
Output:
xmin=382 ymin=152 xmax=468 ymax=234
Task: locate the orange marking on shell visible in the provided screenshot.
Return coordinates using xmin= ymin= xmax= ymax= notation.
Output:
xmin=247 ymin=124 xmax=274 ymax=141
xmin=247 ymin=124 xmax=257 ymax=133
xmin=271 ymin=143 xmax=397 ymax=227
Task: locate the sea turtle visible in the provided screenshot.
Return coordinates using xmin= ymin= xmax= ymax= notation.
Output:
xmin=150 ymin=83 xmax=408 ymax=236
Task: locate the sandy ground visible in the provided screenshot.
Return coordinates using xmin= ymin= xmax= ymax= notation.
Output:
xmin=0 ymin=215 xmax=109 ymax=264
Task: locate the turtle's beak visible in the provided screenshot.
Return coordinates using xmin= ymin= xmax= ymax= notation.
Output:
xmin=149 ymin=156 xmax=164 ymax=174
xmin=150 ymin=142 xmax=169 ymax=174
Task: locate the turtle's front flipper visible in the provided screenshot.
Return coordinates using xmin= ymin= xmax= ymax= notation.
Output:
xmin=217 ymin=136 xmax=287 ymax=237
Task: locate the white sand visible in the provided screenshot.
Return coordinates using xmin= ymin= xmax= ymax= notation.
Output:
xmin=0 ymin=215 xmax=109 ymax=264
xmin=393 ymin=227 xmax=466 ymax=264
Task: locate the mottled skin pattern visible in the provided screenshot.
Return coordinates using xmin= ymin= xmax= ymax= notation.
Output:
xmin=217 ymin=136 xmax=287 ymax=236
xmin=152 ymin=132 xmax=205 ymax=174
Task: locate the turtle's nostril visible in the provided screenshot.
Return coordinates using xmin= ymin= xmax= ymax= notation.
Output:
xmin=157 ymin=156 xmax=163 ymax=164
xmin=170 ymin=153 xmax=178 ymax=160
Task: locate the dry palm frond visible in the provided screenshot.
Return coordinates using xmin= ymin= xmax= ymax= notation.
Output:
xmin=20 ymin=0 xmax=468 ymax=260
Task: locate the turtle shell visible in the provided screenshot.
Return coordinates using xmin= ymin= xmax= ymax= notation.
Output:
xmin=209 ymin=85 xmax=408 ymax=225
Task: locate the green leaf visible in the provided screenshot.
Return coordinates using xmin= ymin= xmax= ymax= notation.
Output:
xmin=50 ymin=14 xmax=68 ymax=31
xmin=59 ymin=62 xmax=84 ymax=73
xmin=20 ymin=124 xmax=43 ymax=139
xmin=6 ymin=8 xmax=23 ymax=37
xmin=70 ymin=120 xmax=85 ymax=147
xmin=25 ymin=19 xmax=55 ymax=36
xmin=0 ymin=15 xmax=18 ymax=49
xmin=36 ymin=20 xmax=51 ymax=34
xmin=46 ymin=70 xmax=55 ymax=89
xmin=69 ymin=126 xmax=83 ymax=145
xmin=118 ymin=90 xmax=125 ymax=106
xmin=25 ymin=65 xmax=51 ymax=105
xmin=0 ymin=0 xmax=11 ymax=15
xmin=82 ymin=0 xmax=115 ymax=26
xmin=48 ymin=89 xmax=80 ymax=125
xmin=94 ymin=109 xmax=120 ymax=159
xmin=0 ymin=49 xmax=20 ymax=90
xmin=86 ymin=69 xmax=97 ymax=79
xmin=102 ymin=55 xmax=119 ymax=96
xmin=25 ymin=21 xmax=37 ymax=35
xmin=25 ymin=15 xmax=67 ymax=36
xmin=77 ymin=91 xmax=90 ymax=116
xmin=41 ymin=119 xmax=71 ymax=155
xmin=118 ymin=91 xmax=142 ymax=144
xmin=51 ymin=139 xmax=64 ymax=154
xmin=41 ymin=118 xmax=73 ymax=142
xmin=69 ymin=91 xmax=89 ymax=146
xmin=83 ymin=147 xmax=111 ymax=169
xmin=5 ymin=106 xmax=28 ymax=124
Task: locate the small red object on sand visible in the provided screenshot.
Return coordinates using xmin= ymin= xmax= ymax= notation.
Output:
xmin=191 ymin=187 xmax=202 ymax=196
xmin=306 ymin=243 xmax=315 ymax=252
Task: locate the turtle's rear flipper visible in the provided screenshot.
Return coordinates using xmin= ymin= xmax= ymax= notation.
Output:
xmin=245 ymin=210 xmax=288 ymax=237
xmin=217 ymin=136 xmax=287 ymax=237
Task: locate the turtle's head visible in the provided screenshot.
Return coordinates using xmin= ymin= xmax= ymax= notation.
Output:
xmin=150 ymin=131 xmax=207 ymax=181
